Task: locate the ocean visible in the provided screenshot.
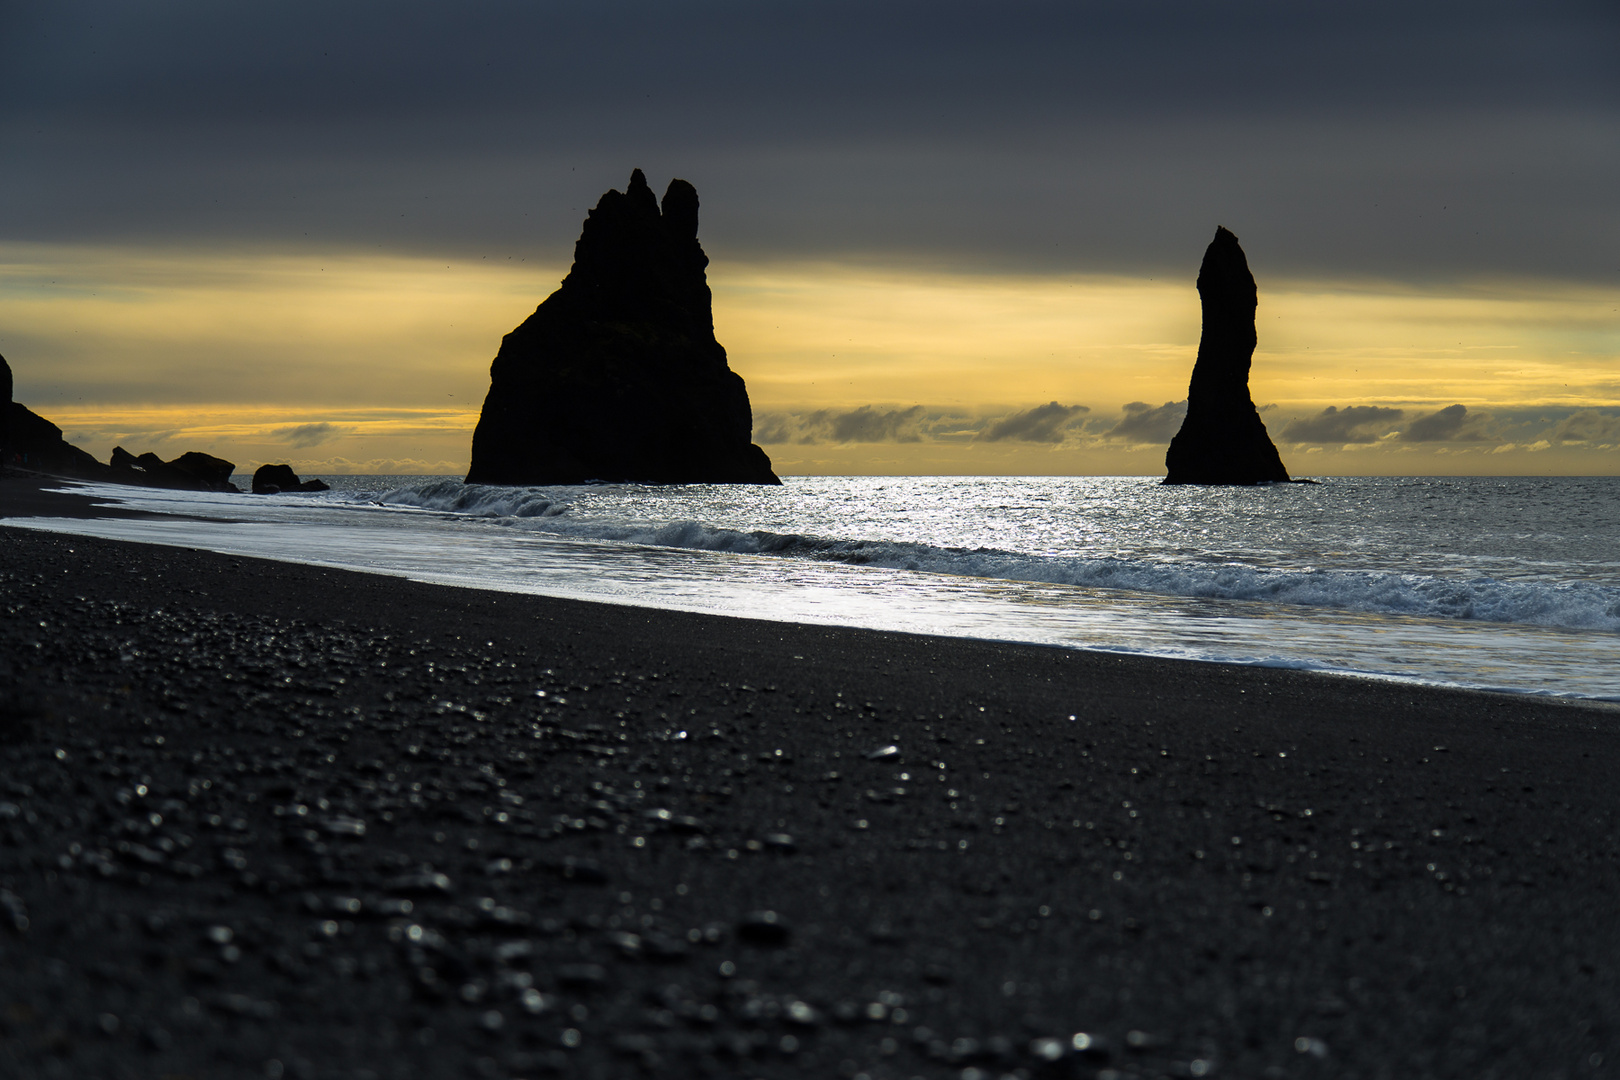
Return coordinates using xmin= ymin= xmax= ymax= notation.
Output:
xmin=15 ymin=474 xmax=1620 ymax=701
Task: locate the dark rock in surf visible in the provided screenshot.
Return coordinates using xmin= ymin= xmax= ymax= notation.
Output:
xmin=1163 ymin=227 xmax=1290 ymax=485
xmin=465 ymin=169 xmax=779 ymax=486
xmin=252 ymin=463 xmax=328 ymax=494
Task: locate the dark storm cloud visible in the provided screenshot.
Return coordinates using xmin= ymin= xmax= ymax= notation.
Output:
xmin=1104 ymin=401 xmax=1188 ymax=443
xmin=1280 ymin=405 xmax=1405 ymax=444
xmin=2 ymin=1 xmax=1616 ymax=280
xmin=1402 ymin=404 xmax=1499 ymax=443
xmin=977 ymin=402 xmax=1089 ymax=443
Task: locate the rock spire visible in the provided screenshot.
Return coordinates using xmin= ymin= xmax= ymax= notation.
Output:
xmin=1163 ymin=227 xmax=1290 ymax=485
xmin=466 ymin=170 xmax=779 ymax=486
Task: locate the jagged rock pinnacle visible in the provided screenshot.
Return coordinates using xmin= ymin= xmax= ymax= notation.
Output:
xmin=466 ymin=171 xmax=779 ymax=486
xmin=1163 ymin=227 xmax=1290 ymax=485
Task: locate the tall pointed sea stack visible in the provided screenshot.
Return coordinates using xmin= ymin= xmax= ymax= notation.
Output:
xmin=466 ymin=170 xmax=779 ymax=486
xmin=1163 ymin=227 xmax=1289 ymax=485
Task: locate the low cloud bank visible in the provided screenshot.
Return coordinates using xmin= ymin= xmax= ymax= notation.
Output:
xmin=1281 ymin=405 xmax=1405 ymax=444
xmin=1102 ymin=401 xmax=1188 ymax=444
xmin=977 ymin=402 xmax=1089 ymax=443
xmin=1276 ymin=402 xmax=1526 ymax=447
xmin=752 ymin=401 xmax=1620 ymax=464
xmin=1402 ymin=404 xmax=1497 ymax=443
xmin=754 ymin=406 xmax=928 ymax=445
xmin=1551 ymin=410 xmax=1620 ymax=446
xmin=757 ymin=403 xmax=1099 ymax=446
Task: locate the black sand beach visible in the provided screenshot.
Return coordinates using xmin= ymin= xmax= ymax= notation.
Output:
xmin=2 ymin=477 xmax=1617 ymax=1079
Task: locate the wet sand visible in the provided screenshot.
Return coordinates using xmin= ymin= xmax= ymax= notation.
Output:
xmin=2 ymin=476 xmax=1617 ymax=1079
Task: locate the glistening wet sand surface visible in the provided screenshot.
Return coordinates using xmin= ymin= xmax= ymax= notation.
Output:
xmin=1 ymin=497 xmax=1617 ymax=1078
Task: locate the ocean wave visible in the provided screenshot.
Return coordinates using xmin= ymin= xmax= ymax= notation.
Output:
xmin=376 ymin=479 xmax=574 ymax=519
xmin=374 ymin=482 xmax=1620 ymax=633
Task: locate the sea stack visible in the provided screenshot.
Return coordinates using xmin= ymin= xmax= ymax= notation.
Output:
xmin=1163 ymin=227 xmax=1290 ymax=485
xmin=1 ymin=351 xmax=12 ymax=459
xmin=466 ymin=170 xmax=779 ymax=486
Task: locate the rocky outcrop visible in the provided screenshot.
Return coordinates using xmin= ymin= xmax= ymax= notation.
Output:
xmin=466 ymin=170 xmax=779 ymax=486
xmin=5 ymin=350 xmax=101 ymax=477
xmin=1163 ymin=227 xmax=1290 ymax=485
xmin=1 ymin=352 xmax=11 ymax=458
xmin=252 ymin=463 xmax=329 ymax=494
xmin=6 ymin=400 xmax=110 ymax=479
xmin=169 ymin=452 xmax=237 ymax=489
xmin=109 ymin=447 xmax=239 ymax=491
xmin=3 ymin=351 xmax=239 ymax=490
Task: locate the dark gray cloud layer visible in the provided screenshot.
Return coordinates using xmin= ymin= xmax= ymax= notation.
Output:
xmin=3 ymin=1 xmax=1616 ymax=281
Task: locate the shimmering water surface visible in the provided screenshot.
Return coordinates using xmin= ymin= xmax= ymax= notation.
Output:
xmin=15 ymin=474 xmax=1620 ymax=700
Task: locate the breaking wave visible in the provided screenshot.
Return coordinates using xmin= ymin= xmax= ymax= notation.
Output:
xmin=378 ymin=479 xmax=573 ymax=519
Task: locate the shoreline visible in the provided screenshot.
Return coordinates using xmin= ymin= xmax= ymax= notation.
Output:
xmin=8 ymin=470 xmax=1620 ymax=706
xmin=2 ymin=479 xmax=1619 ymax=1077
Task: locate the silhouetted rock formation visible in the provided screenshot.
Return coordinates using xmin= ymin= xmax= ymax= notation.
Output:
xmin=110 ymin=446 xmax=239 ymax=491
xmin=5 ymin=349 xmax=101 ymax=477
xmin=169 ymin=452 xmax=237 ymax=489
xmin=4 ymin=350 xmax=97 ymax=476
xmin=6 ymin=401 xmax=108 ymax=479
xmin=252 ymin=463 xmax=328 ymax=494
xmin=1 ymin=352 xmax=11 ymax=458
xmin=3 ymin=351 xmax=240 ymax=489
xmin=1163 ymin=227 xmax=1290 ymax=485
xmin=466 ymin=170 xmax=779 ymax=486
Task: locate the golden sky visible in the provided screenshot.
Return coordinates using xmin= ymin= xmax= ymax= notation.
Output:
xmin=3 ymin=242 xmax=1617 ymax=477
xmin=5 ymin=4 xmax=1617 ymax=478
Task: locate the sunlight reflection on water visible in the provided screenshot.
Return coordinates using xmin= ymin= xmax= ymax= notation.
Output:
xmin=13 ymin=478 xmax=1620 ymax=701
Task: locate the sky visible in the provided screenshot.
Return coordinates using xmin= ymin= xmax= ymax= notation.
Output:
xmin=2 ymin=0 xmax=1617 ymax=476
